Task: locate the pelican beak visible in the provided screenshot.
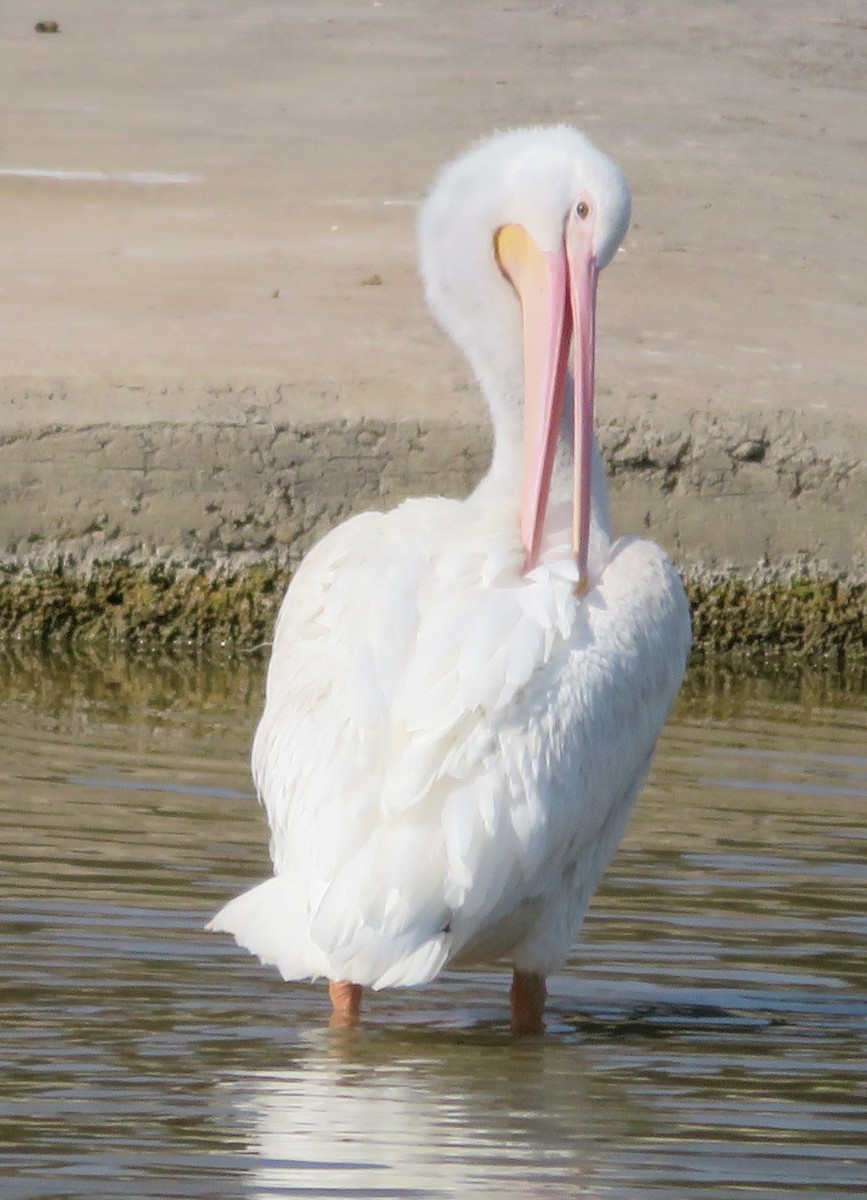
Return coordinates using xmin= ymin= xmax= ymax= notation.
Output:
xmin=495 ymin=224 xmax=572 ymax=573
xmin=496 ymin=222 xmax=599 ymax=582
xmin=566 ymin=229 xmax=599 ymax=588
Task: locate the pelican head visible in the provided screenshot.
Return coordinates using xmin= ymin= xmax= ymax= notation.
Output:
xmin=418 ymin=126 xmax=631 ymax=579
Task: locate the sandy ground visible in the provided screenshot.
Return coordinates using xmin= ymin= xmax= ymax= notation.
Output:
xmin=1 ymin=0 xmax=865 ymax=572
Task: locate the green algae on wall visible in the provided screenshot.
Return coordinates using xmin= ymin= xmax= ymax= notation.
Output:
xmin=686 ymin=572 xmax=867 ymax=669
xmin=0 ymin=560 xmax=865 ymax=668
xmin=0 ymin=561 xmax=290 ymax=651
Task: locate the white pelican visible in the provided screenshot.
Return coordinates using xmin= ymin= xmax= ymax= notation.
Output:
xmin=208 ymin=126 xmax=691 ymax=1033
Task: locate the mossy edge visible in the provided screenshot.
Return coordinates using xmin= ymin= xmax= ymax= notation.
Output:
xmin=1 ymin=559 xmax=865 ymax=672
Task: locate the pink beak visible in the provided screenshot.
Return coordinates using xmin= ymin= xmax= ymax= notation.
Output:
xmin=569 ymin=243 xmax=599 ymax=584
xmin=518 ymin=234 xmax=599 ymax=581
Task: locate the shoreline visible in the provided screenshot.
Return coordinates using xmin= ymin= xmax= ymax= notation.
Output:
xmin=2 ymin=554 xmax=864 ymax=669
xmin=2 ymin=400 xmax=864 ymax=666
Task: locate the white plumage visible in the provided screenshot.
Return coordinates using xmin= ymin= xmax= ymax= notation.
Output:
xmin=209 ymin=126 xmax=690 ymax=1020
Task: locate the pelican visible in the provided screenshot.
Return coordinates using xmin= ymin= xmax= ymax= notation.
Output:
xmin=208 ymin=126 xmax=690 ymax=1033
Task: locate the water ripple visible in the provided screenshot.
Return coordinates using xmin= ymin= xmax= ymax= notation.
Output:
xmin=1 ymin=658 xmax=865 ymax=1199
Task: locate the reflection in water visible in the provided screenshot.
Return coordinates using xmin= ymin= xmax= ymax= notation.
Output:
xmin=0 ymin=649 xmax=866 ymax=1198
xmin=234 ymin=1034 xmax=623 ymax=1198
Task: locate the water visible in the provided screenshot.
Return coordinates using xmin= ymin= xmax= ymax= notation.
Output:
xmin=1 ymin=651 xmax=865 ymax=1198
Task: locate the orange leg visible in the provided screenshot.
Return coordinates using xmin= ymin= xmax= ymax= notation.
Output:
xmin=328 ymin=979 xmax=363 ymax=1027
xmin=510 ymin=970 xmax=546 ymax=1035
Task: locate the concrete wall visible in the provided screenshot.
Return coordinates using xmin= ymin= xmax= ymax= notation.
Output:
xmin=3 ymin=388 xmax=864 ymax=579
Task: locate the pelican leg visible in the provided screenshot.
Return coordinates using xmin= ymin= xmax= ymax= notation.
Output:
xmin=328 ymin=980 xmax=363 ymax=1027
xmin=510 ymin=970 xmax=546 ymax=1035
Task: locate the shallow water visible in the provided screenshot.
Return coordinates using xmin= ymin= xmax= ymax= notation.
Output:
xmin=1 ymin=652 xmax=865 ymax=1199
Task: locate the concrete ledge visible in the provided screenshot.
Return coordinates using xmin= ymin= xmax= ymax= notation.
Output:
xmin=2 ymin=398 xmax=865 ymax=575
xmin=1 ymin=397 xmax=865 ymax=665
xmin=1 ymin=411 xmax=489 ymax=570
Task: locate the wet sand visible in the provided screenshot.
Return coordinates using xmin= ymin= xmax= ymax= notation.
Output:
xmin=1 ymin=0 xmax=865 ymax=583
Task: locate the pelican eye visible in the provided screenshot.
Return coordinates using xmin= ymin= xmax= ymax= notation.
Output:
xmin=575 ymin=200 xmax=591 ymax=220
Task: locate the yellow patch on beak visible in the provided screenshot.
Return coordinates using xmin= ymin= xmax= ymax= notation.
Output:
xmin=495 ymin=224 xmax=545 ymax=297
